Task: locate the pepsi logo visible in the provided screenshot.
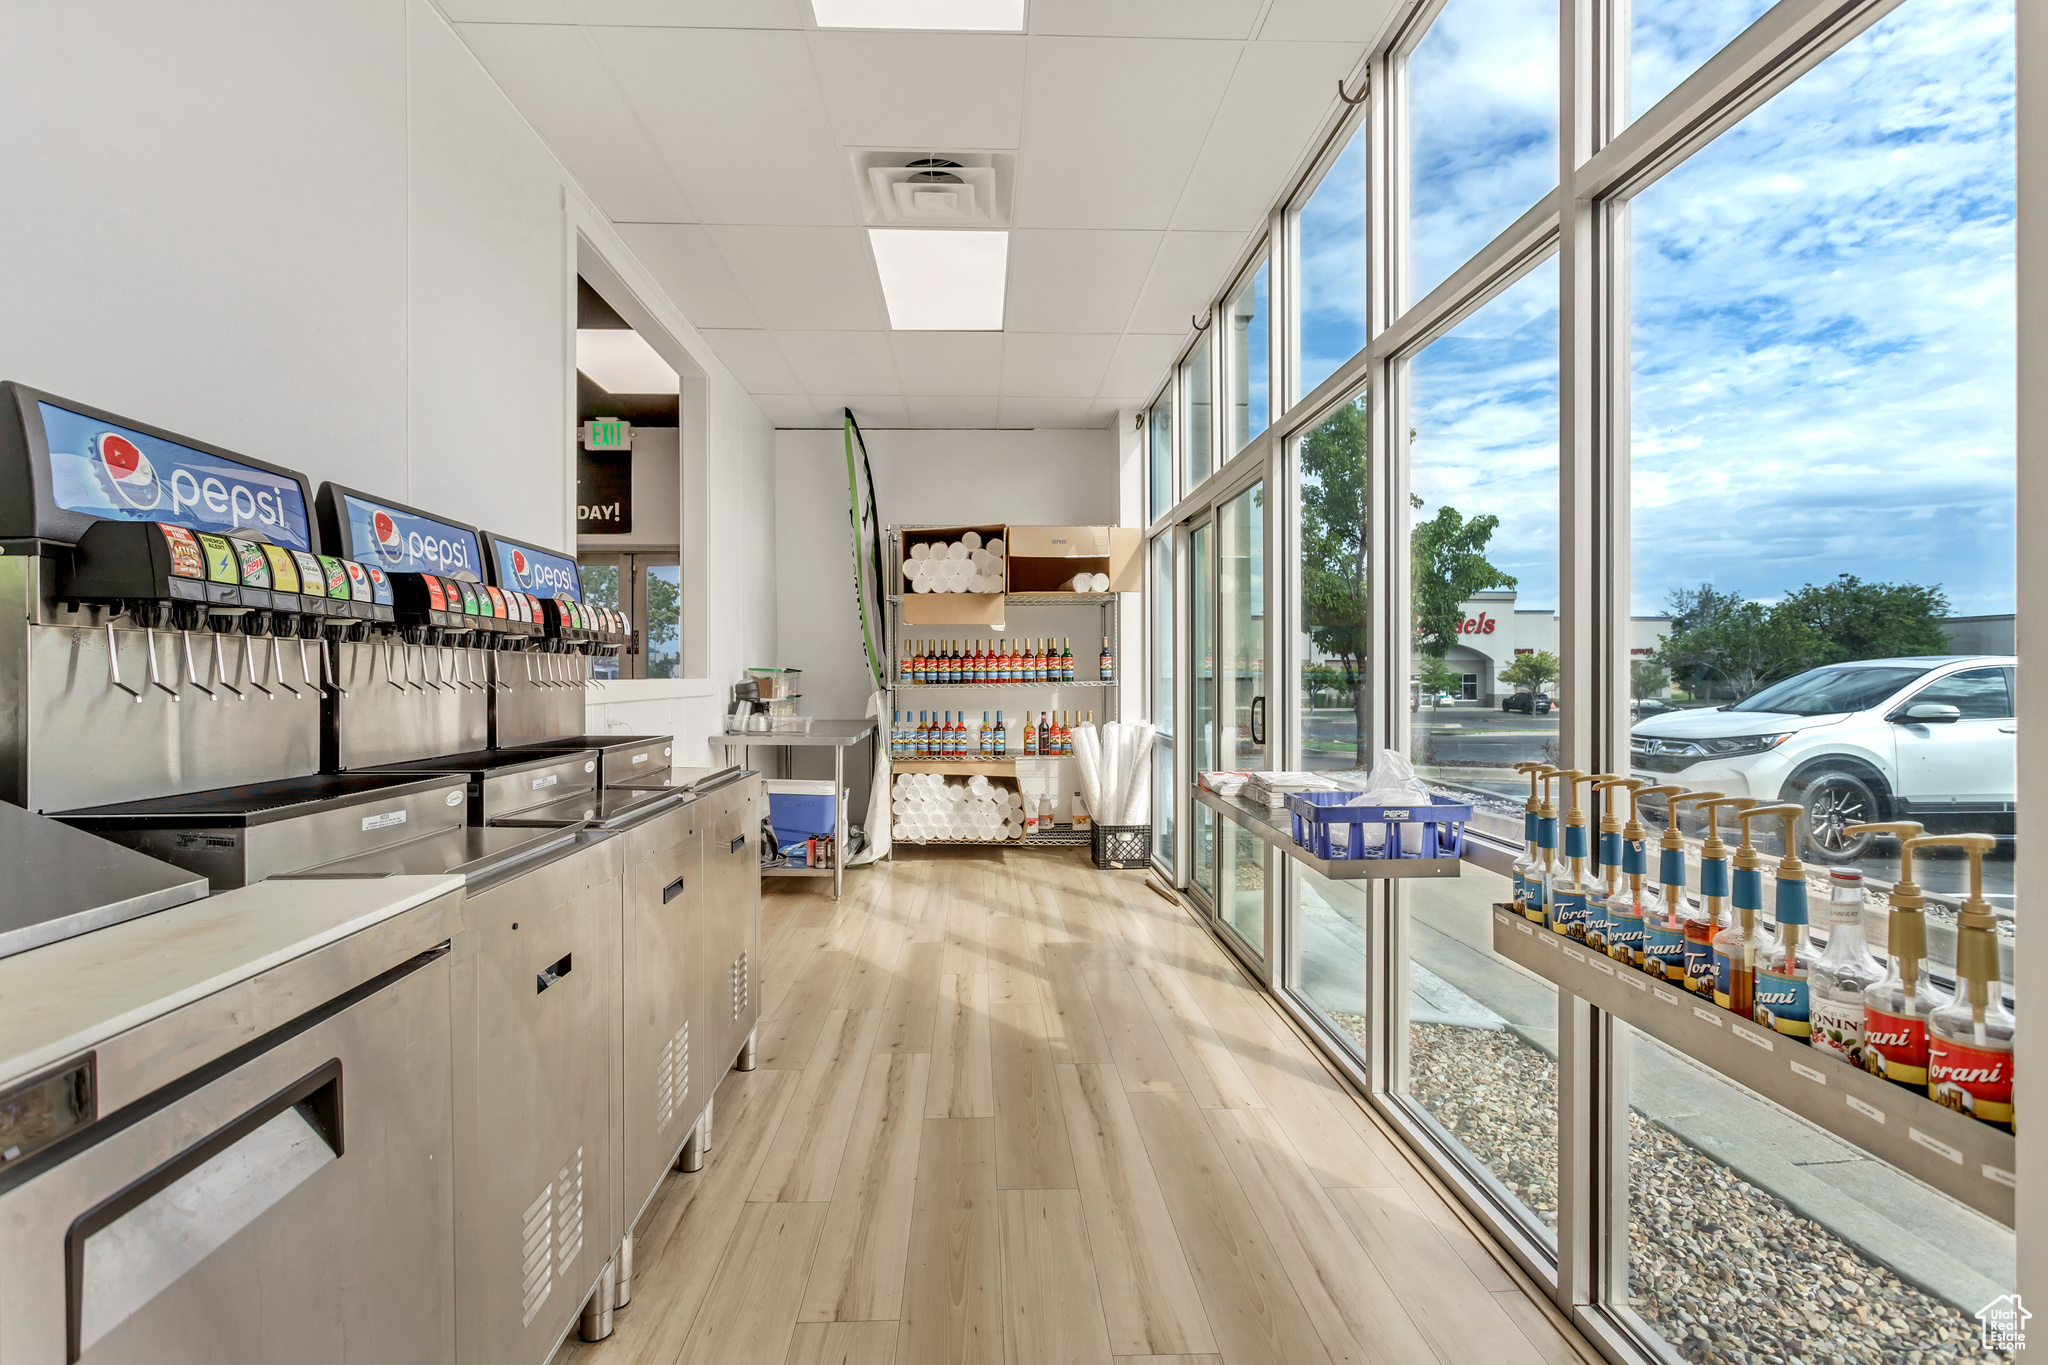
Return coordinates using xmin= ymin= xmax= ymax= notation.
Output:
xmin=95 ymin=432 xmax=161 ymax=510
xmin=510 ymin=549 xmax=531 ymax=586
xmin=372 ymin=510 xmax=405 ymax=564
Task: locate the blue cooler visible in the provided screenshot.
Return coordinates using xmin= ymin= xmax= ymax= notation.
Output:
xmin=767 ymin=778 xmax=842 ymax=849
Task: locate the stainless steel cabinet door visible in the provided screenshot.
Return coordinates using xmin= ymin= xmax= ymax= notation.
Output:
xmin=0 ymin=951 xmax=454 ymax=1365
xmin=621 ymin=807 xmax=701 ymax=1225
xmin=455 ymin=838 xmax=620 ymax=1365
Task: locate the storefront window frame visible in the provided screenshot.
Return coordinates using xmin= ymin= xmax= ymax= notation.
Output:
xmin=1128 ymin=0 xmax=2029 ymax=1353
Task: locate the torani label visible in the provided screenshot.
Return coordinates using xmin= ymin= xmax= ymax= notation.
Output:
xmin=1755 ymin=968 xmax=1810 ymax=1038
xmin=1863 ymin=1006 xmax=1930 ymax=1087
xmin=1928 ymin=1036 xmax=2013 ymax=1129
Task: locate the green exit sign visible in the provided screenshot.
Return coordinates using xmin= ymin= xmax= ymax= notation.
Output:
xmin=583 ymin=418 xmax=632 ymax=451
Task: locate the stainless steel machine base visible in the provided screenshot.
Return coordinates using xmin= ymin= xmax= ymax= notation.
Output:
xmin=677 ymin=1095 xmax=713 ymax=1173
xmin=579 ymin=1257 xmax=617 ymax=1342
xmin=615 ymin=1232 xmax=635 ymax=1309
xmin=737 ymin=1027 xmax=757 ymax=1072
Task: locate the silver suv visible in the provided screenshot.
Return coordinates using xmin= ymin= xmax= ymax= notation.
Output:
xmin=1629 ymin=656 xmax=2015 ymax=861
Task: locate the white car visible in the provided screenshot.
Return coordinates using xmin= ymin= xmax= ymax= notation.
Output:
xmin=1629 ymin=656 xmax=2016 ymax=861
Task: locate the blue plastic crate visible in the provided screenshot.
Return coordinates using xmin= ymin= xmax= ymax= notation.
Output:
xmin=1286 ymin=791 xmax=1472 ymax=861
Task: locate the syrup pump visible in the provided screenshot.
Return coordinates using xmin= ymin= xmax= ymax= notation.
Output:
xmin=1685 ymin=796 xmax=1745 ymax=996
xmin=1547 ymin=770 xmax=1595 ymax=940
xmin=1531 ymin=768 xmax=1565 ymax=927
xmin=1637 ymin=785 xmax=1701 ymax=982
xmin=1752 ymin=805 xmax=1816 ymax=1039
xmin=1586 ymin=775 xmax=1633 ymax=953
xmin=1510 ymin=761 xmax=1556 ymax=920
xmin=1843 ymin=821 xmax=1949 ymax=1090
xmin=1711 ymin=801 xmax=1782 ymax=1015
xmin=1912 ymin=834 xmax=2012 ymax=1130
xmin=1597 ymin=778 xmax=1651 ymax=967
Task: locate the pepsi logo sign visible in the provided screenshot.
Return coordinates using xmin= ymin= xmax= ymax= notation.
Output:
xmin=373 ymin=510 xmax=405 ymax=564
xmin=96 ymin=433 xmax=161 ymax=509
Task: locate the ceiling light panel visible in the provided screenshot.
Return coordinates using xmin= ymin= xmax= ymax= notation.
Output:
xmin=576 ymin=329 xmax=679 ymax=394
xmin=812 ymin=0 xmax=1024 ymax=30
xmin=868 ymin=229 xmax=1009 ymax=331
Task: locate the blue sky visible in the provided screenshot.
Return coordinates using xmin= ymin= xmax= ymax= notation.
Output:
xmin=1629 ymin=0 xmax=2017 ymax=616
xmin=1410 ymin=258 xmax=1561 ymax=610
xmin=1382 ymin=0 xmax=2017 ymax=620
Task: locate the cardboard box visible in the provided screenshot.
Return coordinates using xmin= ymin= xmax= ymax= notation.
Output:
xmin=901 ymin=523 xmax=1006 ymax=626
xmin=1004 ymin=525 xmax=1141 ymax=594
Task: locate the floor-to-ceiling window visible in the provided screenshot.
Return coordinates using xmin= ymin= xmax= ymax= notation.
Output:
xmin=1135 ymin=0 xmax=2021 ymax=1348
xmin=1182 ymin=337 xmax=1214 ymax=493
xmin=1225 ymin=257 xmax=1271 ymax=454
xmin=1147 ymin=390 xmax=1173 ymax=524
xmin=1294 ymin=125 xmax=1367 ymax=401
xmin=1150 ymin=532 xmax=1175 ymax=871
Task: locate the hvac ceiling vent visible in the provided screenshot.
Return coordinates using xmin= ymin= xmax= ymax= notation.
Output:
xmin=850 ymin=149 xmax=1014 ymax=228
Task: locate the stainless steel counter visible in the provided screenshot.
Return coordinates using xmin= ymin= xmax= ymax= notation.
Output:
xmin=0 ymin=802 xmax=207 ymax=958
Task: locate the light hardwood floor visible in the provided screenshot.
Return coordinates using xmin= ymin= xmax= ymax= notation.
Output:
xmin=551 ymin=848 xmax=1596 ymax=1365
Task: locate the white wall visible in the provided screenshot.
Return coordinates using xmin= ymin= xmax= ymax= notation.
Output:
xmin=0 ymin=0 xmax=774 ymax=768
xmin=579 ymin=427 xmax=681 ymax=550
xmin=771 ymin=426 xmax=1118 ymax=807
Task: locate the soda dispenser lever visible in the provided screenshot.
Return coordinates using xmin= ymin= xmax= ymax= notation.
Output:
xmin=103 ymin=620 xmax=143 ymax=702
xmin=208 ymin=629 xmax=245 ymax=701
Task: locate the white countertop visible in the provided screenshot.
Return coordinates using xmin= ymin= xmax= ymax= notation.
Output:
xmin=0 ymin=874 xmax=462 ymax=1088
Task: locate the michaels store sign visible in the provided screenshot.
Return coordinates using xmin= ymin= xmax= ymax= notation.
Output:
xmin=40 ymin=402 xmax=314 ymax=550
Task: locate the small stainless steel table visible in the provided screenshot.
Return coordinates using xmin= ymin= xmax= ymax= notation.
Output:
xmin=717 ymin=718 xmax=877 ymax=899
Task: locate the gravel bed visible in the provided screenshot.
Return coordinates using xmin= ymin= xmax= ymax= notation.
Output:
xmin=1331 ymin=1016 xmax=2010 ymax=1363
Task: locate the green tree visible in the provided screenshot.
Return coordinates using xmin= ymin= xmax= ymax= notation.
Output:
xmin=1410 ymin=496 xmax=1516 ymax=659
xmin=1776 ymin=574 xmax=1951 ymax=663
xmin=1298 ymin=399 xmax=1373 ymax=765
xmin=1655 ymin=595 xmax=1823 ymax=700
xmin=1417 ymin=656 xmax=1462 ymax=711
xmin=1501 ymin=649 xmax=1559 ymax=696
xmin=1630 ymin=656 xmax=1668 ymax=702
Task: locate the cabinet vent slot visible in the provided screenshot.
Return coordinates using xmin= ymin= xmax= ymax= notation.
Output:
xmin=731 ymin=952 xmax=749 ymax=1023
xmin=519 ymin=1181 xmax=553 ymax=1325
xmin=556 ymin=1147 xmax=584 ymax=1278
xmin=657 ymin=1021 xmax=689 ymax=1133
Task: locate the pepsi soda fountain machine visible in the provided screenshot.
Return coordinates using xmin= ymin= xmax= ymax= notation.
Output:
xmin=0 ymin=382 xmax=329 ymax=812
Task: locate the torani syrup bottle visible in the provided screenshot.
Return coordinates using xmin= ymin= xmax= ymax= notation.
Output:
xmin=1752 ymin=805 xmax=1816 ymax=1040
xmin=1510 ymin=762 xmax=1555 ymax=922
xmin=1685 ymin=796 xmax=1742 ymax=997
xmin=1638 ymin=785 xmax=1695 ymax=982
xmin=1849 ymin=822 xmax=1949 ymax=1091
xmin=1546 ymin=771 xmax=1596 ymax=940
xmin=1600 ymin=779 xmax=1652 ymax=967
xmin=993 ymin=711 xmax=1008 ymax=758
xmin=1711 ymin=801 xmax=1773 ymax=1015
xmin=1530 ymin=769 xmax=1564 ymax=929
xmin=1918 ymin=834 xmax=2012 ymax=1130
xmin=1100 ymin=635 xmax=1114 ymax=683
xmin=1809 ymin=867 xmax=1884 ymax=1067
xmin=1586 ymin=775 xmax=1633 ymax=953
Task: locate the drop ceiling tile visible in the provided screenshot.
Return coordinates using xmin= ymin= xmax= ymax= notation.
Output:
xmin=1001 ymin=332 xmax=1118 ymax=397
xmin=997 ymin=396 xmax=1103 ymax=428
xmin=700 ymin=329 xmax=803 ymax=393
xmin=773 ymin=330 xmax=902 ymax=394
xmin=905 ymin=395 xmax=1001 ymax=427
xmin=1003 ymin=229 xmax=1160 ymax=333
xmin=886 ymin=332 xmax=1004 ymax=394
xmin=614 ymin=224 xmax=762 ymax=329
xmin=1125 ymin=229 xmax=1249 ymax=333
xmin=808 ymin=32 xmax=1027 ymax=148
xmin=1097 ymin=332 xmax=1186 ymax=401
xmin=1172 ymin=40 xmax=1362 ymax=231
xmin=441 ymin=0 xmax=575 ymax=19
xmin=455 ymin=23 xmax=697 ymax=223
xmin=1256 ymin=0 xmax=1402 ymax=42
xmin=1029 ymin=0 xmax=1261 ymax=38
xmin=842 ymin=395 xmax=912 ymax=427
xmin=1012 ymin=37 xmax=1241 ymax=230
xmin=752 ymin=394 xmax=834 ymax=427
xmin=706 ymin=225 xmax=887 ymax=330
xmin=570 ymin=0 xmax=804 ymax=24
xmin=589 ymin=27 xmax=855 ymax=225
